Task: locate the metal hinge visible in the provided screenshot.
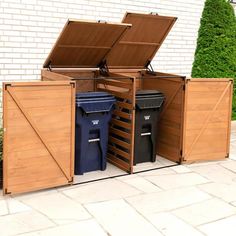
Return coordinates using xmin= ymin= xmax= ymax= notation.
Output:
xmin=4 ymin=188 xmax=11 ymax=195
xmin=45 ymin=60 xmax=52 ymax=71
xmin=98 ymin=60 xmax=109 ymax=76
xmin=4 ymin=83 xmax=12 ymax=90
xmin=150 ymin=12 xmax=158 ymax=15
xmin=145 ymin=60 xmax=156 ymax=75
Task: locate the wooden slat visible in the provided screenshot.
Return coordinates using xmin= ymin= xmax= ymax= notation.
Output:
xmin=58 ymin=45 xmax=111 ymax=50
xmin=110 ymin=127 xmax=131 ymax=140
xmin=116 ymin=101 xmax=133 ymax=110
xmin=109 ymin=136 xmax=131 ymax=149
xmin=98 ymin=88 xmax=132 ymax=100
xmin=108 ymin=144 xmax=130 ymax=160
xmin=107 ymin=153 xmax=130 ymax=171
xmin=111 ymin=118 xmax=132 ymax=130
xmin=119 ymin=41 xmax=160 ymax=46
xmin=97 ymin=79 xmax=133 ymax=89
xmin=113 ymin=110 xmax=131 ymax=120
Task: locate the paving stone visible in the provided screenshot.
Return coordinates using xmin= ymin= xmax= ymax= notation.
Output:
xmin=198 ymin=182 xmax=236 ymax=202
xmin=120 ymin=176 xmax=162 ymax=193
xmin=20 ymin=219 xmax=107 ymax=236
xmin=14 ymin=189 xmax=58 ymax=201
xmin=198 ymin=215 xmax=236 ymax=236
xmin=172 ymin=198 xmax=236 ymax=226
xmin=170 ymin=165 xmax=192 ymax=173
xmin=62 ymin=179 xmax=141 ymax=204
xmin=0 ymin=200 xmax=8 ymax=216
xmin=85 ymin=199 xmax=163 ymax=236
xmin=220 ymin=160 xmax=236 ymax=174
xmin=20 ymin=192 xmax=90 ymax=223
xmin=189 ymin=164 xmax=236 ymax=184
xmin=145 ymin=173 xmax=209 ymax=190
xmin=137 ymin=167 xmax=176 ymax=177
xmin=125 ymin=187 xmax=211 ymax=215
xmin=146 ymin=212 xmax=204 ymax=236
xmin=0 ymin=211 xmax=55 ymax=236
xmin=7 ymin=198 xmax=31 ymax=214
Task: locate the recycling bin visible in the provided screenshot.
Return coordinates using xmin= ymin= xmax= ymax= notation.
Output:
xmin=75 ymin=92 xmax=116 ymax=175
xmin=134 ymin=90 xmax=165 ymax=165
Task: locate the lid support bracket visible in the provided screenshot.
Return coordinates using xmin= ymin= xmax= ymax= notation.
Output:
xmin=145 ymin=60 xmax=156 ymax=75
xmin=98 ymin=60 xmax=109 ymax=76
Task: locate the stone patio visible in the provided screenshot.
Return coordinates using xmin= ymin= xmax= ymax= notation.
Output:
xmin=1 ymin=123 xmax=236 ymax=236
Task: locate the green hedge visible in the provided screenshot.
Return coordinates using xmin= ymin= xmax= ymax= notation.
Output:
xmin=192 ymin=0 xmax=236 ymax=119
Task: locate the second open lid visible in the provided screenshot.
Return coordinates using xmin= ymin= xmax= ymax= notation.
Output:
xmin=106 ymin=12 xmax=177 ymax=69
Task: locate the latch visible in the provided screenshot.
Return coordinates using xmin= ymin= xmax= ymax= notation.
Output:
xmin=98 ymin=60 xmax=109 ymax=76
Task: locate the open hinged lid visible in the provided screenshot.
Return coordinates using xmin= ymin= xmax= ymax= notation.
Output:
xmin=105 ymin=12 xmax=177 ymax=69
xmin=43 ymin=19 xmax=131 ymax=69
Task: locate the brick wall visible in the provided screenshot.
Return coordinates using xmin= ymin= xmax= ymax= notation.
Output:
xmin=0 ymin=0 xmax=208 ymax=126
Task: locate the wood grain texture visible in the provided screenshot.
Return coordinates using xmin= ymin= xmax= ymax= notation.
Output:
xmin=43 ymin=20 xmax=131 ymax=68
xmin=3 ymin=82 xmax=75 ymax=195
xmin=96 ymin=76 xmax=135 ymax=173
xmin=106 ymin=13 xmax=177 ymax=69
xmin=182 ymin=79 xmax=233 ymax=163
xmin=142 ymin=74 xmax=185 ymax=163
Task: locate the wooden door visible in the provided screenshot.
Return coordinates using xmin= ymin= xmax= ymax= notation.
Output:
xmin=142 ymin=75 xmax=185 ymax=163
xmin=3 ymin=82 xmax=75 ymax=194
xmin=182 ymin=79 xmax=233 ymax=162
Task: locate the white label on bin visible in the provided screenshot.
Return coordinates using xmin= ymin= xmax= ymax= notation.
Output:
xmin=144 ymin=115 xmax=150 ymax=120
xmin=92 ymin=120 xmax=99 ymax=125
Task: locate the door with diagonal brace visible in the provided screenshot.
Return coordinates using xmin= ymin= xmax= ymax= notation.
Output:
xmin=182 ymin=79 xmax=233 ymax=162
xmin=3 ymin=82 xmax=75 ymax=194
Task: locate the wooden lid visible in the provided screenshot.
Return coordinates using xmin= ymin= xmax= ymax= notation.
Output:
xmin=43 ymin=19 xmax=131 ymax=68
xmin=106 ymin=13 xmax=177 ymax=69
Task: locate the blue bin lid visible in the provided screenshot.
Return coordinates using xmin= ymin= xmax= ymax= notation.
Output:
xmin=76 ymin=92 xmax=116 ymax=113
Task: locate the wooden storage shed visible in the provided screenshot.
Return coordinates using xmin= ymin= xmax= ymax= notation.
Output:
xmin=2 ymin=12 xmax=233 ymax=195
xmin=41 ymin=13 xmax=233 ymax=174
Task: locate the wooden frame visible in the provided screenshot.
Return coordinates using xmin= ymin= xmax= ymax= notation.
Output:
xmin=3 ymin=81 xmax=75 ymax=194
xmin=42 ymin=69 xmax=136 ymax=173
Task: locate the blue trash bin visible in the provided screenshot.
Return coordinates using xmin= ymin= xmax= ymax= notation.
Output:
xmin=75 ymin=92 xmax=116 ymax=175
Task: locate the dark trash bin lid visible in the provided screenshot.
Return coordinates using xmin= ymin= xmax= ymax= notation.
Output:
xmin=136 ymin=90 xmax=164 ymax=109
xmin=76 ymin=92 xmax=116 ymax=114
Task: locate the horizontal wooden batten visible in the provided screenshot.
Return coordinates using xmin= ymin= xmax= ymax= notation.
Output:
xmin=111 ymin=118 xmax=132 ymax=130
xmin=112 ymin=110 xmax=131 ymax=120
xmin=108 ymin=144 xmax=130 ymax=160
xmin=116 ymin=101 xmax=133 ymax=110
xmin=119 ymin=41 xmax=160 ymax=46
xmin=97 ymin=88 xmax=132 ymax=100
xmin=58 ymin=45 xmax=111 ymax=50
xmin=107 ymin=153 xmax=130 ymax=171
xmin=109 ymin=136 xmax=131 ymax=149
xmin=97 ymin=79 xmax=133 ymax=89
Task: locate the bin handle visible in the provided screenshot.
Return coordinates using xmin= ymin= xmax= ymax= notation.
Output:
xmin=141 ymin=132 xmax=151 ymax=136
xmin=88 ymin=138 xmax=100 ymax=143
